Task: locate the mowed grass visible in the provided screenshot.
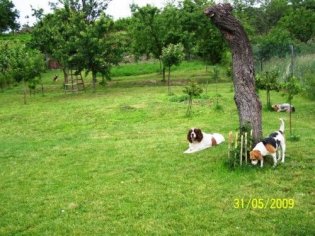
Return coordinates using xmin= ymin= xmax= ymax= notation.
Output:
xmin=0 ymin=70 xmax=314 ymax=235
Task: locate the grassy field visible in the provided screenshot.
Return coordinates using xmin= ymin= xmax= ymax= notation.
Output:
xmin=0 ymin=64 xmax=314 ymax=235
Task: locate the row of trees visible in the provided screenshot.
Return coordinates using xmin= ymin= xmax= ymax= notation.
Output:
xmin=29 ymin=0 xmax=124 ymax=91
xmin=0 ymin=0 xmax=314 ymax=90
xmin=28 ymin=0 xmax=226 ymax=85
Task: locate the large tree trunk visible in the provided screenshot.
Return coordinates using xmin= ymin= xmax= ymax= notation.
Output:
xmin=205 ymin=4 xmax=262 ymax=144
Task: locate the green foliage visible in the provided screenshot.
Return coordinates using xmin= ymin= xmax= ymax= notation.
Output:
xmin=0 ymin=41 xmax=45 ymax=89
xmin=227 ymin=123 xmax=253 ymax=170
xmin=277 ymin=7 xmax=315 ymax=43
xmin=128 ymin=0 xmax=225 ymax=64
xmin=183 ymin=80 xmax=203 ymax=116
xmin=0 ymin=0 xmax=19 ymax=32
xmin=161 ymin=43 xmax=185 ymax=68
xmin=256 ymin=70 xmax=281 ymax=109
xmin=30 ymin=6 xmax=124 ymax=90
xmin=71 ymin=14 xmax=124 ymax=90
xmin=129 ymin=4 xmax=163 ymax=60
xmin=161 ymin=43 xmax=185 ymax=94
xmin=255 ymin=28 xmax=293 ymax=61
xmin=111 ymin=61 xmax=160 ymax=77
xmin=282 ymin=75 xmax=302 ymax=137
xmin=54 ymin=0 xmax=111 ymax=21
xmin=0 ymin=32 xmax=31 ymax=42
xmin=283 ymin=75 xmax=302 ymax=103
xmin=29 ymin=9 xmax=77 ymax=69
xmin=183 ymin=80 xmax=203 ymax=98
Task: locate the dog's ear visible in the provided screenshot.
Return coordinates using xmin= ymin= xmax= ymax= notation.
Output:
xmin=272 ymin=105 xmax=278 ymax=111
xmin=250 ymin=150 xmax=262 ymax=160
xmin=187 ymin=129 xmax=193 ymax=143
xmin=211 ymin=137 xmax=217 ymax=146
xmin=195 ymin=129 xmax=203 ymax=142
xmin=249 ymin=151 xmax=255 ymax=160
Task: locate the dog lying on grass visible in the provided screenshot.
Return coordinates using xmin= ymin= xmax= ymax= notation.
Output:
xmin=272 ymin=103 xmax=295 ymax=112
xmin=184 ymin=128 xmax=225 ymax=154
xmin=250 ymin=119 xmax=286 ymax=167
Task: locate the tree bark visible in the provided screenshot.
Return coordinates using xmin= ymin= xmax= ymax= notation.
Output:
xmin=168 ymin=66 xmax=172 ymax=94
xmin=63 ymin=68 xmax=69 ymax=84
xmin=92 ymin=71 xmax=97 ymax=92
xmin=205 ymin=4 xmax=262 ymax=144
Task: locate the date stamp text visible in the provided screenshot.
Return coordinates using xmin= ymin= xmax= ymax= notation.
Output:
xmin=233 ymin=198 xmax=295 ymax=209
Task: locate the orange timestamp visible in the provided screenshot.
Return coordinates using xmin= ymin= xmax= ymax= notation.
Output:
xmin=233 ymin=198 xmax=295 ymax=209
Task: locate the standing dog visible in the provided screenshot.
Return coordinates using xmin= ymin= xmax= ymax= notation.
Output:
xmin=184 ymin=128 xmax=225 ymax=153
xmin=250 ymin=119 xmax=286 ymax=167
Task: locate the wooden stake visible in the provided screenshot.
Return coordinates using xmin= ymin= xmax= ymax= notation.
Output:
xmin=240 ymin=134 xmax=243 ymax=166
xmin=234 ymin=132 xmax=238 ymax=161
xmin=228 ymin=131 xmax=232 ymax=160
xmin=245 ymin=132 xmax=248 ymax=164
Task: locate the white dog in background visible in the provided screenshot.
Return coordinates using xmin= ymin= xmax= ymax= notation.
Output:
xmin=184 ymin=128 xmax=225 ymax=154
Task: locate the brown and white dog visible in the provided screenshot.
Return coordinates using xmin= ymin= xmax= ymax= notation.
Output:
xmin=272 ymin=103 xmax=295 ymax=112
xmin=250 ymin=119 xmax=286 ymax=167
xmin=184 ymin=128 xmax=225 ymax=153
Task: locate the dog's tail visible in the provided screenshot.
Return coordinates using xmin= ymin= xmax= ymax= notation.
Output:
xmin=279 ymin=118 xmax=285 ymax=134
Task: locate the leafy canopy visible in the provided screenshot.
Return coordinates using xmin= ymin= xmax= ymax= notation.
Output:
xmin=0 ymin=0 xmax=19 ymax=32
xmin=161 ymin=43 xmax=185 ymax=68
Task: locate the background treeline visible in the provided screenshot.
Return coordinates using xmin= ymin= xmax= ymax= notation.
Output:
xmin=0 ymin=0 xmax=314 ymax=93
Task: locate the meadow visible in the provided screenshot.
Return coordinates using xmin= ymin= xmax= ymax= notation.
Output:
xmin=0 ymin=61 xmax=314 ymax=235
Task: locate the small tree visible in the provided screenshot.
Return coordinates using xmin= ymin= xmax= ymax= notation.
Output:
xmin=161 ymin=43 xmax=184 ymax=94
xmin=183 ymin=80 xmax=203 ymax=117
xmin=256 ymin=70 xmax=281 ymax=110
xmin=283 ymin=75 xmax=301 ymax=139
xmin=71 ymin=14 xmax=124 ymax=91
xmin=0 ymin=42 xmax=45 ymax=102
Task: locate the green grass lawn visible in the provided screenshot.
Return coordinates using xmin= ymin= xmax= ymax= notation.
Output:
xmin=0 ymin=69 xmax=314 ymax=235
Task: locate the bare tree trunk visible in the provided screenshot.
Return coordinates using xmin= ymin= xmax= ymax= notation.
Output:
xmin=267 ymin=89 xmax=271 ymax=109
xmin=205 ymin=4 xmax=262 ymax=144
xmin=92 ymin=71 xmax=97 ymax=92
xmin=63 ymin=68 xmax=69 ymax=84
xmin=167 ymin=66 xmax=171 ymax=94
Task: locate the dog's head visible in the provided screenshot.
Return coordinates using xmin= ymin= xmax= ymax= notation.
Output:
xmin=272 ymin=104 xmax=280 ymax=112
xmin=249 ymin=150 xmax=263 ymax=165
xmin=187 ymin=128 xmax=203 ymax=143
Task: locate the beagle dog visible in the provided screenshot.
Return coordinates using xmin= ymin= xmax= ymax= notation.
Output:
xmin=184 ymin=128 xmax=225 ymax=154
xmin=250 ymin=119 xmax=286 ymax=167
